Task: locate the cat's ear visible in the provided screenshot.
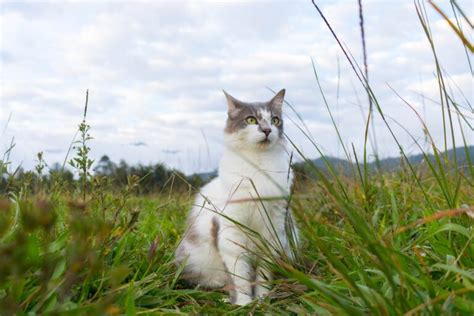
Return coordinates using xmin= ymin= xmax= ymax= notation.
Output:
xmin=269 ymin=89 xmax=285 ymax=111
xmin=223 ymin=90 xmax=242 ymax=113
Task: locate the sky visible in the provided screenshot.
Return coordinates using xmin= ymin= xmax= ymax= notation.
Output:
xmin=1 ymin=0 xmax=473 ymax=175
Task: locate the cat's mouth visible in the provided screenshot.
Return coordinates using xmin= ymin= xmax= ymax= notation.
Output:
xmin=259 ymin=138 xmax=271 ymax=145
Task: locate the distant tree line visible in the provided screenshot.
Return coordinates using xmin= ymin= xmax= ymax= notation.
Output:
xmin=3 ymin=146 xmax=470 ymax=195
xmin=0 ymin=155 xmax=204 ymax=195
xmin=93 ymin=155 xmax=204 ymax=193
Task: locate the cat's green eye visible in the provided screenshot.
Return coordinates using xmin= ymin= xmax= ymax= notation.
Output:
xmin=271 ymin=117 xmax=281 ymax=125
xmin=246 ymin=116 xmax=257 ymax=124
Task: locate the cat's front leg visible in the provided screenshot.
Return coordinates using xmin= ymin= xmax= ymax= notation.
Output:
xmin=255 ymin=265 xmax=273 ymax=300
xmin=219 ymin=229 xmax=253 ymax=305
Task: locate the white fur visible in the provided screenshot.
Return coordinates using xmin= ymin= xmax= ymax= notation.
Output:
xmin=175 ymin=108 xmax=299 ymax=306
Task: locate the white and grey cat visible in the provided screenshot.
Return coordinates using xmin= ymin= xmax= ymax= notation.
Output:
xmin=175 ymin=89 xmax=299 ymax=305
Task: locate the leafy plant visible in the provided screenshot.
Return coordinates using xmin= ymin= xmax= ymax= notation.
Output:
xmin=68 ymin=90 xmax=94 ymax=204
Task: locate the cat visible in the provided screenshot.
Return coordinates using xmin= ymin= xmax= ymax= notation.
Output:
xmin=175 ymin=89 xmax=298 ymax=306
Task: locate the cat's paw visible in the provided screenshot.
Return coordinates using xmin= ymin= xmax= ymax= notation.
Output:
xmin=233 ymin=293 xmax=253 ymax=306
xmin=255 ymin=284 xmax=271 ymax=299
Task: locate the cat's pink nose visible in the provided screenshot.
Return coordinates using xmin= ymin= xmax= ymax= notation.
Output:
xmin=262 ymin=128 xmax=271 ymax=137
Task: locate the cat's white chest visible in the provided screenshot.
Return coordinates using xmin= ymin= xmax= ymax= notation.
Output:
xmin=219 ymin=146 xmax=292 ymax=199
xmin=212 ymin=146 xmax=292 ymax=228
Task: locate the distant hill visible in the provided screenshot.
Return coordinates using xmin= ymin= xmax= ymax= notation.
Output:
xmin=295 ymin=145 xmax=473 ymax=179
xmin=193 ymin=146 xmax=473 ymax=182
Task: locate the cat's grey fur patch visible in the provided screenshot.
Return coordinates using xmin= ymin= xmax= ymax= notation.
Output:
xmin=223 ymin=91 xmax=284 ymax=137
xmin=211 ymin=217 xmax=219 ymax=249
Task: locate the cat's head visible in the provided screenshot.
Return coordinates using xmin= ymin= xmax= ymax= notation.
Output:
xmin=223 ymin=89 xmax=285 ymax=150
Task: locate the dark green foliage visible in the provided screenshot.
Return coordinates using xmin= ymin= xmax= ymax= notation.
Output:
xmin=94 ymin=156 xmax=203 ymax=194
xmin=0 ymin=157 xmax=203 ymax=196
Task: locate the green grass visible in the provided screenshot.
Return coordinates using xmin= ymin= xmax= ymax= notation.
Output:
xmin=0 ymin=167 xmax=472 ymax=314
xmin=1 ymin=1 xmax=473 ymax=314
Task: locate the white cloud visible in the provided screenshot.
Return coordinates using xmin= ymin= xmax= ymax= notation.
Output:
xmin=1 ymin=0 xmax=472 ymax=174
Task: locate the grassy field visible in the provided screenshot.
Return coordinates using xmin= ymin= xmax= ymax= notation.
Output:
xmin=0 ymin=160 xmax=473 ymax=315
xmin=1 ymin=1 xmax=473 ymax=315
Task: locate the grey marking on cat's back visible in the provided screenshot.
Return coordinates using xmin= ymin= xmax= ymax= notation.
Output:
xmin=211 ymin=217 xmax=220 ymax=249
